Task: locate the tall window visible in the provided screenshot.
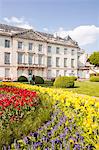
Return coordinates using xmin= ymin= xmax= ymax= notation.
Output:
xmin=5 ymin=68 xmax=10 ymax=78
xmin=28 ymin=54 xmax=32 ymax=65
xmin=64 ymin=58 xmax=67 ymax=67
xmin=78 ymin=56 xmax=80 ymax=60
xmin=47 ymin=70 xmax=51 ymax=78
xmin=5 ymin=40 xmax=10 ymax=48
xmin=56 ymin=70 xmax=59 ymax=77
xmin=38 ymin=44 xmax=42 ymax=51
xmin=56 ymin=47 xmax=60 ymax=54
xmin=38 ymin=55 xmax=43 ymax=65
xmin=64 ymin=48 xmax=67 ymax=54
xmin=18 ymin=53 xmax=23 ymax=64
xmin=4 ymin=52 xmax=10 ymax=64
xmin=29 ymin=43 xmax=32 ymax=50
xmin=71 ymin=49 xmax=75 ymax=55
xmin=56 ymin=57 xmax=60 ymax=67
xmin=71 ymin=59 xmax=75 ymax=68
xmin=64 ymin=70 xmax=67 ymax=76
xmin=48 ymin=46 xmax=51 ymax=53
xmin=18 ymin=42 xmax=22 ymax=49
xmin=47 ymin=56 xmax=51 ymax=67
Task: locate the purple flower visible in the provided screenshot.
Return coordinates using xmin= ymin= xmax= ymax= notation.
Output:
xmin=3 ymin=146 xmax=6 ymax=150
xmin=23 ymin=137 xmax=28 ymax=144
xmin=8 ymin=145 xmax=10 ymax=150
xmin=33 ymin=132 xmax=38 ymax=139
xmin=51 ymin=140 xmax=55 ymax=150
xmin=30 ymin=132 xmax=34 ymax=136
xmin=33 ymin=141 xmax=42 ymax=148
xmin=55 ymin=139 xmax=61 ymax=144
xmin=59 ymin=133 xmax=66 ymax=139
xmin=74 ymin=144 xmax=81 ymax=150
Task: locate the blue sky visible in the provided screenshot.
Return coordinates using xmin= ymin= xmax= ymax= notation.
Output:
xmin=0 ymin=0 xmax=99 ymax=54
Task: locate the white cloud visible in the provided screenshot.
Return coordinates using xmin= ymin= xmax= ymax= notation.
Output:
xmin=3 ymin=16 xmax=33 ymax=29
xmin=43 ymin=27 xmax=49 ymax=32
xmin=56 ymin=25 xmax=99 ymax=46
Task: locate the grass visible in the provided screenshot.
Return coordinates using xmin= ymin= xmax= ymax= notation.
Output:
xmin=65 ymin=81 xmax=99 ymax=97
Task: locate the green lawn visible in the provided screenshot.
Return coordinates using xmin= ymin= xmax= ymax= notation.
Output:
xmin=36 ymin=81 xmax=99 ymax=97
xmin=65 ymin=81 xmax=99 ymax=97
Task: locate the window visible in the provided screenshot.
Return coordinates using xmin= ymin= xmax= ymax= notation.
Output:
xmin=56 ymin=57 xmax=60 ymax=67
xmin=38 ymin=55 xmax=43 ymax=65
xmin=71 ymin=49 xmax=75 ymax=55
xmin=64 ymin=48 xmax=67 ymax=54
xmin=29 ymin=43 xmax=32 ymax=50
xmin=71 ymin=70 xmax=75 ymax=76
xmin=78 ymin=56 xmax=80 ymax=60
xmin=71 ymin=59 xmax=75 ymax=68
xmin=4 ymin=52 xmax=10 ymax=64
xmin=48 ymin=46 xmax=51 ymax=53
xmin=18 ymin=53 xmax=23 ymax=64
xmin=47 ymin=70 xmax=51 ymax=78
xmin=56 ymin=47 xmax=60 ymax=54
xmin=64 ymin=58 xmax=67 ymax=67
xmin=18 ymin=42 xmax=22 ymax=49
xmin=5 ymin=68 xmax=10 ymax=78
xmin=38 ymin=44 xmax=42 ymax=51
xmin=64 ymin=70 xmax=67 ymax=76
xmin=5 ymin=40 xmax=10 ymax=48
xmin=56 ymin=70 xmax=59 ymax=77
xmin=28 ymin=54 xmax=32 ymax=65
xmin=47 ymin=56 xmax=51 ymax=67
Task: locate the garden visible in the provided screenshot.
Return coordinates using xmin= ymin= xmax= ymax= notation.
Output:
xmin=0 ymin=81 xmax=99 ymax=150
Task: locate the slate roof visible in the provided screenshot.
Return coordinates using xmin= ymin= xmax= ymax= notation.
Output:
xmin=0 ymin=23 xmax=79 ymax=47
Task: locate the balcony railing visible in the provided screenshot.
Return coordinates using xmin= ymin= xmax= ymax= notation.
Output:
xmin=17 ymin=63 xmax=46 ymax=68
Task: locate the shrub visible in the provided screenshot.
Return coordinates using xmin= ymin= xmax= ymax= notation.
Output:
xmin=54 ymin=76 xmax=74 ymax=88
xmin=17 ymin=76 xmax=28 ymax=82
xmin=90 ymin=73 xmax=96 ymax=77
xmin=51 ymin=77 xmax=56 ymax=82
xmin=96 ymin=73 xmax=99 ymax=76
xmin=35 ymin=76 xmax=44 ymax=84
xmin=69 ymin=76 xmax=77 ymax=81
xmin=90 ymin=76 xmax=99 ymax=82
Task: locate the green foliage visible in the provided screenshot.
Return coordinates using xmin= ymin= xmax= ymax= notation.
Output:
xmin=90 ymin=73 xmax=96 ymax=77
xmin=88 ymin=51 xmax=99 ymax=66
xmin=90 ymin=76 xmax=99 ymax=82
xmin=51 ymin=77 xmax=56 ymax=82
xmin=17 ymin=76 xmax=28 ymax=82
xmin=35 ymin=76 xmax=44 ymax=84
xmin=54 ymin=76 xmax=74 ymax=88
xmin=69 ymin=76 xmax=77 ymax=81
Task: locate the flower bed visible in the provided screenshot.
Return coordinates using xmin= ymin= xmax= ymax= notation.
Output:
xmin=0 ymin=86 xmax=38 ymax=128
xmin=10 ymin=106 xmax=96 ymax=150
xmin=1 ymin=82 xmax=99 ymax=149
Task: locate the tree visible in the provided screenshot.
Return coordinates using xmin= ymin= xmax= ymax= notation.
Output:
xmin=88 ymin=51 xmax=99 ymax=66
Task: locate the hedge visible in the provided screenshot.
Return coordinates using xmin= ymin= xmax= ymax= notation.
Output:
xmin=54 ymin=76 xmax=74 ymax=88
xmin=90 ymin=76 xmax=99 ymax=82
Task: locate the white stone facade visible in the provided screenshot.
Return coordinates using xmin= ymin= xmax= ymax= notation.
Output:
xmin=0 ymin=24 xmax=86 ymax=80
